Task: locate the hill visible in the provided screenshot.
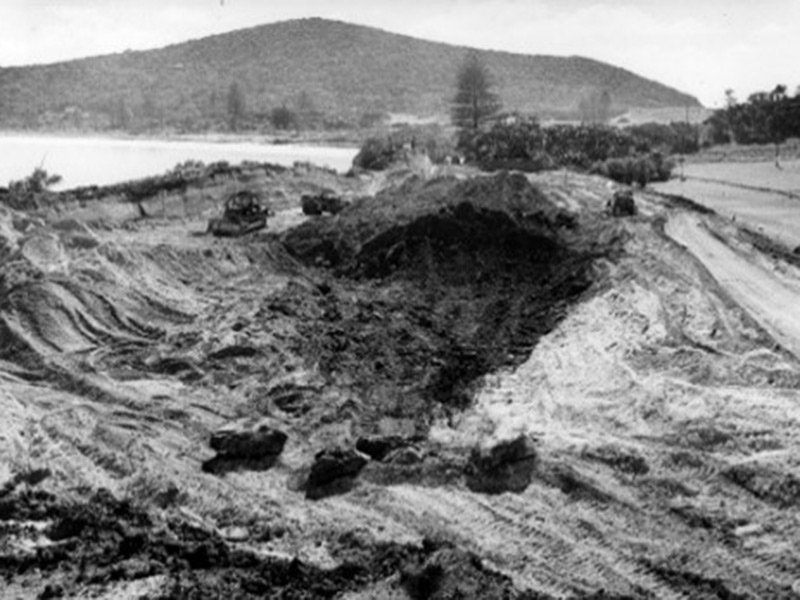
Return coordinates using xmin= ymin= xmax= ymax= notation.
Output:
xmin=0 ymin=18 xmax=702 ymax=132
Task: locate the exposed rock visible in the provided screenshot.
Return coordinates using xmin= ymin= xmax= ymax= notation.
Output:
xmin=356 ymin=435 xmax=411 ymax=461
xmin=210 ymin=420 xmax=288 ymax=457
xmin=305 ymin=448 xmax=368 ymax=499
xmin=219 ymin=526 xmax=250 ymax=542
xmin=733 ymin=523 xmax=763 ymax=538
xmin=203 ymin=419 xmax=287 ymax=474
xmin=465 ymin=435 xmax=538 ymax=494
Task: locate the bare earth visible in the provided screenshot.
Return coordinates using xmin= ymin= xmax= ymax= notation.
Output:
xmin=1 ymin=161 xmax=800 ymax=598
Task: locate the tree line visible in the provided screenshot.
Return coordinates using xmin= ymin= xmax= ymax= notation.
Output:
xmin=703 ymin=85 xmax=800 ymax=149
xmin=2 ymin=81 xmax=387 ymax=134
xmin=355 ymin=52 xmax=685 ymax=186
xmin=436 ymin=54 xmax=799 ymax=182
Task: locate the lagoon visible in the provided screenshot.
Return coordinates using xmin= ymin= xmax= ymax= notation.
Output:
xmin=0 ymin=135 xmax=359 ymax=190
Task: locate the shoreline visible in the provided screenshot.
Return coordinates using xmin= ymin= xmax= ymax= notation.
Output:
xmin=0 ymin=134 xmax=359 ymax=190
xmin=0 ymin=128 xmax=363 ymax=149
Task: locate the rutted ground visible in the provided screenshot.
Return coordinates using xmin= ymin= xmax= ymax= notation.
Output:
xmin=1 ymin=162 xmax=799 ymax=598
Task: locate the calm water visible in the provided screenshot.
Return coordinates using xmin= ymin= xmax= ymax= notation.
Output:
xmin=0 ymin=135 xmax=358 ymax=190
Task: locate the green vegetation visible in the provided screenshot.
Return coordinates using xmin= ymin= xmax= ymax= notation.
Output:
xmin=704 ymin=85 xmax=800 ymax=151
xmin=226 ymin=82 xmax=247 ymax=131
xmin=8 ymin=167 xmax=62 ymax=195
xmin=463 ymin=117 xmax=672 ymax=177
xmin=353 ymin=113 xmax=676 ymax=185
xmin=451 ymin=52 xmax=502 ymax=140
xmin=578 ymin=88 xmax=613 ymax=123
xmin=270 ymin=105 xmax=297 ymax=130
xmin=591 ymin=154 xmax=674 ymax=187
xmin=624 ymin=122 xmax=699 ymax=155
xmin=352 ymin=125 xmax=456 ymax=171
xmin=2 ymin=167 xmax=63 ymax=209
xmin=0 ymin=18 xmax=700 ymax=134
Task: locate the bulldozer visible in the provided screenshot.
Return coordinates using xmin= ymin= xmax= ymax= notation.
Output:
xmin=207 ymin=190 xmax=272 ymax=237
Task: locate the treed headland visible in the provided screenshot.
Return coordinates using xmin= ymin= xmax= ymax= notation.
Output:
xmin=0 ymin=17 xmax=700 ymax=133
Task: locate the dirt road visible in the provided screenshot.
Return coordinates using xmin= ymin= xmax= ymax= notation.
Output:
xmin=666 ymin=211 xmax=800 ymax=358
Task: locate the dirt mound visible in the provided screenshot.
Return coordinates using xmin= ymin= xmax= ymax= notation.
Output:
xmin=282 ymin=173 xmax=599 ymax=421
xmin=284 ymin=171 xmax=577 ymax=270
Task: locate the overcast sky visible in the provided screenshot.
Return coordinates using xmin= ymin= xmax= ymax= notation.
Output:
xmin=1 ymin=0 xmax=796 ymax=107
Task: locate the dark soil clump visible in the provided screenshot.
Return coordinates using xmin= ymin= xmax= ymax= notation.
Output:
xmin=0 ymin=489 xmax=544 ymax=599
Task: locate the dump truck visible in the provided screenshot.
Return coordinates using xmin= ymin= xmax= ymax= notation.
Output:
xmin=207 ymin=190 xmax=272 ymax=236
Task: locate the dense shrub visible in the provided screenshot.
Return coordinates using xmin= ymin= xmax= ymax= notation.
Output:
xmin=352 ymin=126 xmax=455 ymax=171
xmin=543 ymin=124 xmax=637 ymax=167
xmin=352 ymin=137 xmax=401 ymax=171
xmin=625 ymin=122 xmax=700 ymax=155
xmin=465 ymin=121 xmax=641 ymax=169
xmin=704 ymin=86 xmax=800 ymax=147
xmin=270 ymin=106 xmax=297 ymax=130
xmin=2 ymin=167 xmax=62 ymax=209
xmin=591 ymin=153 xmax=674 ymax=186
xmin=8 ymin=167 xmax=62 ymax=195
xmin=469 ymin=116 xmax=546 ymax=164
xmin=464 ymin=120 xmax=677 ymax=185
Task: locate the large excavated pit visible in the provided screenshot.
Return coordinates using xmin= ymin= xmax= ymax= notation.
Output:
xmin=281 ymin=173 xmax=602 ymax=431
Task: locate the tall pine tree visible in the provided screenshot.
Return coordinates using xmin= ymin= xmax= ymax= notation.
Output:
xmin=451 ymin=52 xmax=501 ymax=136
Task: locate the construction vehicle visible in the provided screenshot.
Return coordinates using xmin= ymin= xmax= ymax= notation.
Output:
xmin=207 ymin=190 xmax=272 ymax=236
xmin=607 ymin=188 xmax=636 ymax=217
xmin=301 ymin=191 xmax=346 ymax=216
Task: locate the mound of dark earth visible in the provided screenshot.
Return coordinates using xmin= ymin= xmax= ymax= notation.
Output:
xmin=282 ymin=172 xmax=602 ymax=424
xmin=0 ymin=486 xmax=542 ymax=600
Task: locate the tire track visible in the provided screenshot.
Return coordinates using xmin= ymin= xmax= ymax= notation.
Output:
xmin=376 ymin=485 xmax=689 ymax=599
xmin=665 ymin=212 xmax=800 ymax=360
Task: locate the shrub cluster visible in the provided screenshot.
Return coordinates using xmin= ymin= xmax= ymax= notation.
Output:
xmin=546 ymin=124 xmax=640 ymax=167
xmin=352 ymin=137 xmax=397 ymax=171
xmin=705 ymin=86 xmax=800 ymax=146
xmin=463 ymin=117 xmax=675 ymax=184
xmin=353 ymin=116 xmax=683 ymax=186
xmin=624 ymin=122 xmax=700 ymax=155
xmin=591 ymin=153 xmax=674 ymax=186
xmin=352 ymin=125 xmax=456 ymax=171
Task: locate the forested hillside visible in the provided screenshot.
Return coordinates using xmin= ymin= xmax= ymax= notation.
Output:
xmin=0 ymin=18 xmax=701 ymax=132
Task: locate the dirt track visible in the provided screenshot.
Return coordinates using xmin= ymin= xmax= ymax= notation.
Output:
xmin=666 ymin=211 xmax=800 ymax=358
xmin=2 ymin=163 xmax=800 ymax=598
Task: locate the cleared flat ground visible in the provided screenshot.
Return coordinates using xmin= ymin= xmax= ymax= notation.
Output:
xmin=655 ymin=159 xmax=800 ymax=247
xmin=682 ymin=159 xmax=800 ymax=194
